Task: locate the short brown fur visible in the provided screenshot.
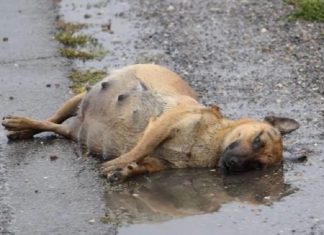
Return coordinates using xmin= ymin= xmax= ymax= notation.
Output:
xmin=2 ymin=64 xmax=299 ymax=182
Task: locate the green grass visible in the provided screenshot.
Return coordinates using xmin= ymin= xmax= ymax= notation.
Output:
xmin=55 ymin=32 xmax=89 ymax=47
xmin=287 ymin=0 xmax=324 ymax=21
xmin=54 ymin=20 xmax=107 ymax=61
xmin=55 ymin=20 xmax=87 ymax=33
xmin=68 ymin=70 xmax=107 ymax=93
xmin=58 ymin=48 xmax=98 ymax=61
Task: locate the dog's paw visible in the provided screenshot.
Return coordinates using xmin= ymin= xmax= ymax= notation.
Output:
xmin=2 ymin=116 xmax=32 ymax=131
xmin=107 ymin=170 xmax=127 ymax=184
xmin=100 ymin=159 xmax=127 ymax=175
xmin=100 ymin=163 xmax=123 ymax=176
xmin=6 ymin=130 xmax=35 ymax=140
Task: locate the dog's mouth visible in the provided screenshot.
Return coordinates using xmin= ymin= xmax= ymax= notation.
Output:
xmin=218 ymin=155 xmax=263 ymax=174
xmin=218 ymin=161 xmax=244 ymax=174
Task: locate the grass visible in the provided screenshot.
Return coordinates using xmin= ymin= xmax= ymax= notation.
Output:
xmin=54 ymin=20 xmax=107 ymax=61
xmin=99 ymin=216 xmax=111 ymax=224
xmin=58 ymin=48 xmax=98 ymax=61
xmin=55 ymin=32 xmax=89 ymax=47
xmin=286 ymin=0 xmax=324 ymax=21
xmin=55 ymin=20 xmax=87 ymax=33
xmin=68 ymin=70 xmax=107 ymax=93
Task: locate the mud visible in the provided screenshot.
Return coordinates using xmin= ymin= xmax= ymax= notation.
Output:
xmin=1 ymin=0 xmax=324 ymax=234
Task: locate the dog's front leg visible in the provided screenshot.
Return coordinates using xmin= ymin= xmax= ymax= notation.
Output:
xmin=101 ymin=109 xmax=184 ymax=176
xmin=107 ymin=157 xmax=169 ymax=183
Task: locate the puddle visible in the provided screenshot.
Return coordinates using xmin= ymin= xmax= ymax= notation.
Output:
xmin=103 ymin=167 xmax=295 ymax=225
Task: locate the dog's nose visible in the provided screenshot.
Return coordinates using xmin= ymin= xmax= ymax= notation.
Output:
xmin=224 ymin=156 xmax=240 ymax=171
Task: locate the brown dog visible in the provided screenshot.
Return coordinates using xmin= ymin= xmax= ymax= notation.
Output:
xmin=2 ymin=64 xmax=299 ymax=182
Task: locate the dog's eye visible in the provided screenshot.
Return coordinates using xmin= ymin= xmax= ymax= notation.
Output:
xmin=227 ymin=140 xmax=240 ymax=150
xmin=252 ymin=136 xmax=264 ymax=150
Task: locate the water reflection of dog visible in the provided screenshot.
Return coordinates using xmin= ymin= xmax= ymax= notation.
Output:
xmin=103 ymin=166 xmax=295 ymax=224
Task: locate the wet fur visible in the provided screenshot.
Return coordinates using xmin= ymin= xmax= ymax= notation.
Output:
xmin=1 ymin=64 xmax=299 ymax=182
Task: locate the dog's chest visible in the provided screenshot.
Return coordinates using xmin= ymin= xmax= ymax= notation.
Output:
xmin=154 ymin=116 xmax=219 ymax=168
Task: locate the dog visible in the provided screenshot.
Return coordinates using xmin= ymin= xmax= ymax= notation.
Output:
xmin=2 ymin=64 xmax=299 ymax=182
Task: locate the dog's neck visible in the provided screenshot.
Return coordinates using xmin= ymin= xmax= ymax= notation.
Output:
xmin=203 ymin=115 xmax=256 ymax=153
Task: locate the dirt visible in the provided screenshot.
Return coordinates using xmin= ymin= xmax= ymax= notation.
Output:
xmin=0 ymin=0 xmax=324 ymax=234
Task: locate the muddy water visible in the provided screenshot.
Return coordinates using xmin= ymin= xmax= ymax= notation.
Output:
xmin=1 ymin=0 xmax=324 ymax=234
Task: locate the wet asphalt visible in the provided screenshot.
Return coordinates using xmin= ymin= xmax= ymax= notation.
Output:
xmin=1 ymin=0 xmax=324 ymax=234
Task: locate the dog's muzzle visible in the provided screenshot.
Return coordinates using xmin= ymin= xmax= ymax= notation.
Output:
xmin=219 ymin=154 xmax=244 ymax=173
xmin=219 ymin=151 xmax=262 ymax=173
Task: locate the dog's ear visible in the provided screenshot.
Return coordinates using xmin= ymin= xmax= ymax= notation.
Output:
xmin=264 ymin=116 xmax=300 ymax=135
xmin=208 ymin=105 xmax=223 ymax=119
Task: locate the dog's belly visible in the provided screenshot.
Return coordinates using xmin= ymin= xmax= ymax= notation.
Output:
xmin=73 ymin=74 xmax=165 ymax=157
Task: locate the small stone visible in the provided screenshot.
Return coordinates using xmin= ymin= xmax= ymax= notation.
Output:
xmin=84 ymin=14 xmax=91 ymax=19
xmin=296 ymin=155 xmax=308 ymax=162
xmin=88 ymin=219 xmax=95 ymax=224
xmin=3 ymin=37 xmax=8 ymax=42
xmin=101 ymin=21 xmax=113 ymax=33
xmin=9 ymin=96 xmax=14 ymax=100
xmin=34 ymin=190 xmax=39 ymax=193
xmin=46 ymin=84 xmax=51 ymax=88
xmin=209 ymin=8 xmax=221 ymax=13
xmin=132 ymin=193 xmax=139 ymax=197
xmin=320 ymin=110 xmax=324 ymax=116
xmin=50 ymin=155 xmax=58 ymax=161
xmin=166 ymin=5 xmax=175 ymax=11
xmin=260 ymin=28 xmax=267 ymax=33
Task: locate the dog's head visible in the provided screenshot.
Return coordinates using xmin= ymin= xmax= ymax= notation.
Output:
xmin=219 ymin=116 xmax=299 ymax=173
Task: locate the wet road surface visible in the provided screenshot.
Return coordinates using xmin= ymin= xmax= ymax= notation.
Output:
xmin=1 ymin=0 xmax=324 ymax=234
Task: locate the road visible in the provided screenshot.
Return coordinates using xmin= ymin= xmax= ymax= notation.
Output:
xmin=0 ymin=0 xmax=324 ymax=234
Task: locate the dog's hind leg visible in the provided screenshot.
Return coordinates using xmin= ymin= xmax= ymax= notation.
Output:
xmin=2 ymin=116 xmax=72 ymax=139
xmin=107 ymin=157 xmax=169 ymax=183
xmin=47 ymin=92 xmax=85 ymax=124
xmin=5 ymin=92 xmax=85 ymax=140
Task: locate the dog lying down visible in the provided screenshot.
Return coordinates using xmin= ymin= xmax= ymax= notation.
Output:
xmin=2 ymin=64 xmax=299 ymax=183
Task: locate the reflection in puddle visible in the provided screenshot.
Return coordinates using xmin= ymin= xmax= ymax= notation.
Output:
xmin=103 ymin=167 xmax=296 ymax=224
